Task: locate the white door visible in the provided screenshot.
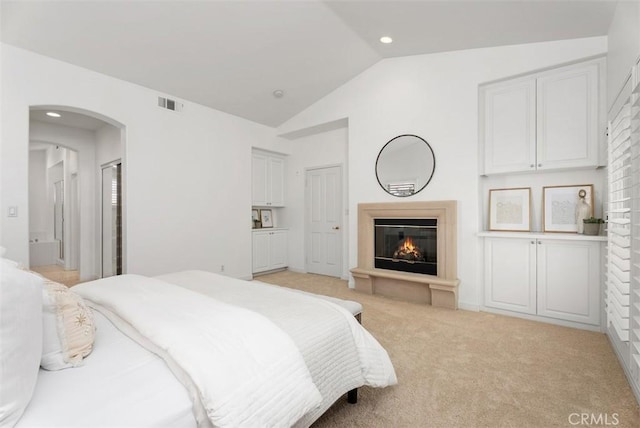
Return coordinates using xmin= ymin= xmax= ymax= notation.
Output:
xmin=53 ymin=180 xmax=65 ymax=263
xmin=306 ymin=166 xmax=343 ymax=277
xmin=484 ymin=238 xmax=537 ymax=314
xmin=69 ymin=173 xmax=80 ymax=270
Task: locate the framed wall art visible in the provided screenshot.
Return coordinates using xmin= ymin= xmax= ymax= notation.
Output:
xmin=543 ymin=184 xmax=594 ymax=233
xmin=260 ymin=209 xmax=273 ymax=228
xmin=488 ymin=187 xmax=532 ymax=232
xmin=252 ymin=209 xmax=260 ymax=228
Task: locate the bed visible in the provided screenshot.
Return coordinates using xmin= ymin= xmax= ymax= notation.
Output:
xmin=0 ymin=259 xmax=397 ymax=428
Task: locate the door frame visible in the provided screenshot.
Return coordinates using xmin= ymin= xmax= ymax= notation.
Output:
xmin=304 ymin=163 xmax=346 ymax=279
xmin=69 ymin=172 xmax=80 ymax=270
xmin=101 ymin=159 xmax=122 ymax=278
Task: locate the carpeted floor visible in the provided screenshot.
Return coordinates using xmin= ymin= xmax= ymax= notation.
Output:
xmin=257 ymin=270 xmax=640 ymax=428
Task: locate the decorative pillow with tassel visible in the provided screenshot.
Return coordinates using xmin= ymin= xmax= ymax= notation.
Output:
xmin=41 ymin=279 xmax=96 ymax=370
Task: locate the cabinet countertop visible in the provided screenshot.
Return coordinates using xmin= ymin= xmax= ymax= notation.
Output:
xmin=478 ymin=231 xmax=607 ymax=241
xmin=252 ymin=227 xmax=288 ymax=232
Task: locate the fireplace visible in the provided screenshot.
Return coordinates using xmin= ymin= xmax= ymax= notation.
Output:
xmin=351 ymin=201 xmax=459 ymax=309
xmin=374 ymin=219 xmax=437 ymax=275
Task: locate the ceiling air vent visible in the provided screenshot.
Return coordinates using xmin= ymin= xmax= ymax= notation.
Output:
xmin=158 ymin=96 xmax=183 ymax=112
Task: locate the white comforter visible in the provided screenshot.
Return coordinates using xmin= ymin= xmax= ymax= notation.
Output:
xmin=73 ymin=275 xmax=322 ymax=428
xmin=157 ymin=270 xmax=398 ymax=426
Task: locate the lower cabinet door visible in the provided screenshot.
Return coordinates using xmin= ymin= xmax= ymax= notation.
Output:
xmin=536 ymin=240 xmax=600 ymax=325
xmin=269 ymin=231 xmax=288 ymax=270
xmin=252 ymin=230 xmax=288 ymax=273
xmin=252 ymin=232 xmax=270 ymax=273
xmin=484 ymin=238 xmax=537 ymax=314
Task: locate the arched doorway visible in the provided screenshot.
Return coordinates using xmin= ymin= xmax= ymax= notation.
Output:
xmin=28 ymin=106 xmax=126 ymax=283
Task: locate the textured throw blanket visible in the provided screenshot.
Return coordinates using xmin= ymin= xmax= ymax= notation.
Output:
xmin=157 ymin=270 xmax=398 ymax=426
xmin=73 ymin=275 xmax=322 ymax=428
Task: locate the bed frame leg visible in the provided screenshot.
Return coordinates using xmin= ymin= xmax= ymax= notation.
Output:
xmin=347 ymin=388 xmax=358 ymax=404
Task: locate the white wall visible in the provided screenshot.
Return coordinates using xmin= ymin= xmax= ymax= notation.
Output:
xmin=279 ymin=126 xmax=349 ymax=277
xmin=278 ymin=37 xmax=608 ymax=309
xmin=1 ymin=44 xmax=277 ymax=280
xmin=96 ymin=125 xmax=122 ymax=167
xmin=606 ymin=0 xmax=640 ymax=110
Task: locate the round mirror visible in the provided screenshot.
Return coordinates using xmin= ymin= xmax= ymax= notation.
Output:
xmin=375 ymin=134 xmax=435 ymax=197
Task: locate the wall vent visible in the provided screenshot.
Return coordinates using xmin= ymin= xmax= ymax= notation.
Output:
xmin=158 ymin=96 xmax=183 ymax=112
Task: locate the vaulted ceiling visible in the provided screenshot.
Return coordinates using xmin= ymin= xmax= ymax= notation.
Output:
xmin=1 ymin=1 xmax=617 ymax=127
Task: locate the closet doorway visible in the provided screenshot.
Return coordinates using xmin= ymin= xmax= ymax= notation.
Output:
xmin=101 ymin=161 xmax=122 ymax=277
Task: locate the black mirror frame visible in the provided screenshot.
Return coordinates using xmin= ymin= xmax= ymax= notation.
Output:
xmin=375 ymin=134 xmax=436 ymax=198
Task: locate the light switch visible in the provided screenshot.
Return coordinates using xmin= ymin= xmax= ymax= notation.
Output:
xmin=8 ymin=206 xmax=17 ymax=217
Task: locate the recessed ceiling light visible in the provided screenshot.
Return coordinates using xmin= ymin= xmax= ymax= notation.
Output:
xmin=380 ymin=36 xmax=393 ymax=44
xmin=46 ymin=112 xmax=61 ymax=118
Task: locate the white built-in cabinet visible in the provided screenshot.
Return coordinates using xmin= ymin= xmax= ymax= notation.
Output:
xmin=481 ymin=58 xmax=603 ymax=175
xmin=484 ymin=236 xmax=602 ymax=327
xmin=479 ymin=56 xmax=607 ymax=331
xmin=252 ymin=229 xmax=288 ymax=274
xmin=251 ymin=148 xmax=287 ymax=275
xmin=252 ymin=150 xmax=285 ymax=207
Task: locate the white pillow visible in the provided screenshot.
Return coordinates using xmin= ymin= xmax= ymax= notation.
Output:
xmin=41 ymin=279 xmax=96 ymax=370
xmin=0 ymin=258 xmax=44 ymax=426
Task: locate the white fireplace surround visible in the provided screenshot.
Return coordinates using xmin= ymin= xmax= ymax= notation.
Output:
xmin=350 ymin=200 xmax=459 ymax=309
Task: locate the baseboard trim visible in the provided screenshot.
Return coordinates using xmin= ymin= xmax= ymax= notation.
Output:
xmin=251 ymin=267 xmax=287 ymax=278
xmin=458 ymin=302 xmax=480 ymax=312
xmin=481 ymin=306 xmax=602 ymax=332
xmin=606 ymin=329 xmax=640 ymax=406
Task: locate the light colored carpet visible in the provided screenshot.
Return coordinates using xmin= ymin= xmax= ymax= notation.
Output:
xmin=257 ymin=270 xmax=640 ymax=428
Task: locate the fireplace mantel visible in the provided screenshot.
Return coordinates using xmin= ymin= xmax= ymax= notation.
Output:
xmin=350 ymin=201 xmax=459 ymax=309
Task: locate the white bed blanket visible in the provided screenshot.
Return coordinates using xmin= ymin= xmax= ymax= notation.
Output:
xmin=73 ymin=274 xmax=322 ymax=428
xmin=156 ymin=270 xmax=398 ymax=426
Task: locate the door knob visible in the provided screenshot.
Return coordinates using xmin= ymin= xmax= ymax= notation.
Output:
xmin=332 ymin=226 xmax=340 ymax=230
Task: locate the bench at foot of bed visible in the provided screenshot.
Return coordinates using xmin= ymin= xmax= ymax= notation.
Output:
xmin=347 ymin=388 xmax=357 ymax=404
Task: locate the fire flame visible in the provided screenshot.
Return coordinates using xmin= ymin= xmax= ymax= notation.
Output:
xmin=401 ymin=237 xmax=416 ymax=252
xmin=393 ymin=236 xmax=424 ymax=261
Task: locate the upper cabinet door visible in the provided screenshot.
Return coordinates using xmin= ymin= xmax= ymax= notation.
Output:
xmin=251 ymin=153 xmax=269 ymax=206
xmin=269 ymin=156 xmax=285 ymax=207
xmin=480 ymin=58 xmax=603 ymax=175
xmin=481 ymin=78 xmax=537 ymax=175
xmin=536 ymin=63 xmax=599 ymax=171
xmin=252 ymin=150 xmax=286 ymax=207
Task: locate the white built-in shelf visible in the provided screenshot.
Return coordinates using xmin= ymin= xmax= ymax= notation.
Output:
xmin=252 ymin=227 xmax=288 ymax=232
xmin=478 ymin=231 xmax=607 ymax=241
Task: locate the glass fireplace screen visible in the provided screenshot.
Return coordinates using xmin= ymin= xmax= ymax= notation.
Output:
xmin=374 ymin=218 xmax=437 ymax=275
